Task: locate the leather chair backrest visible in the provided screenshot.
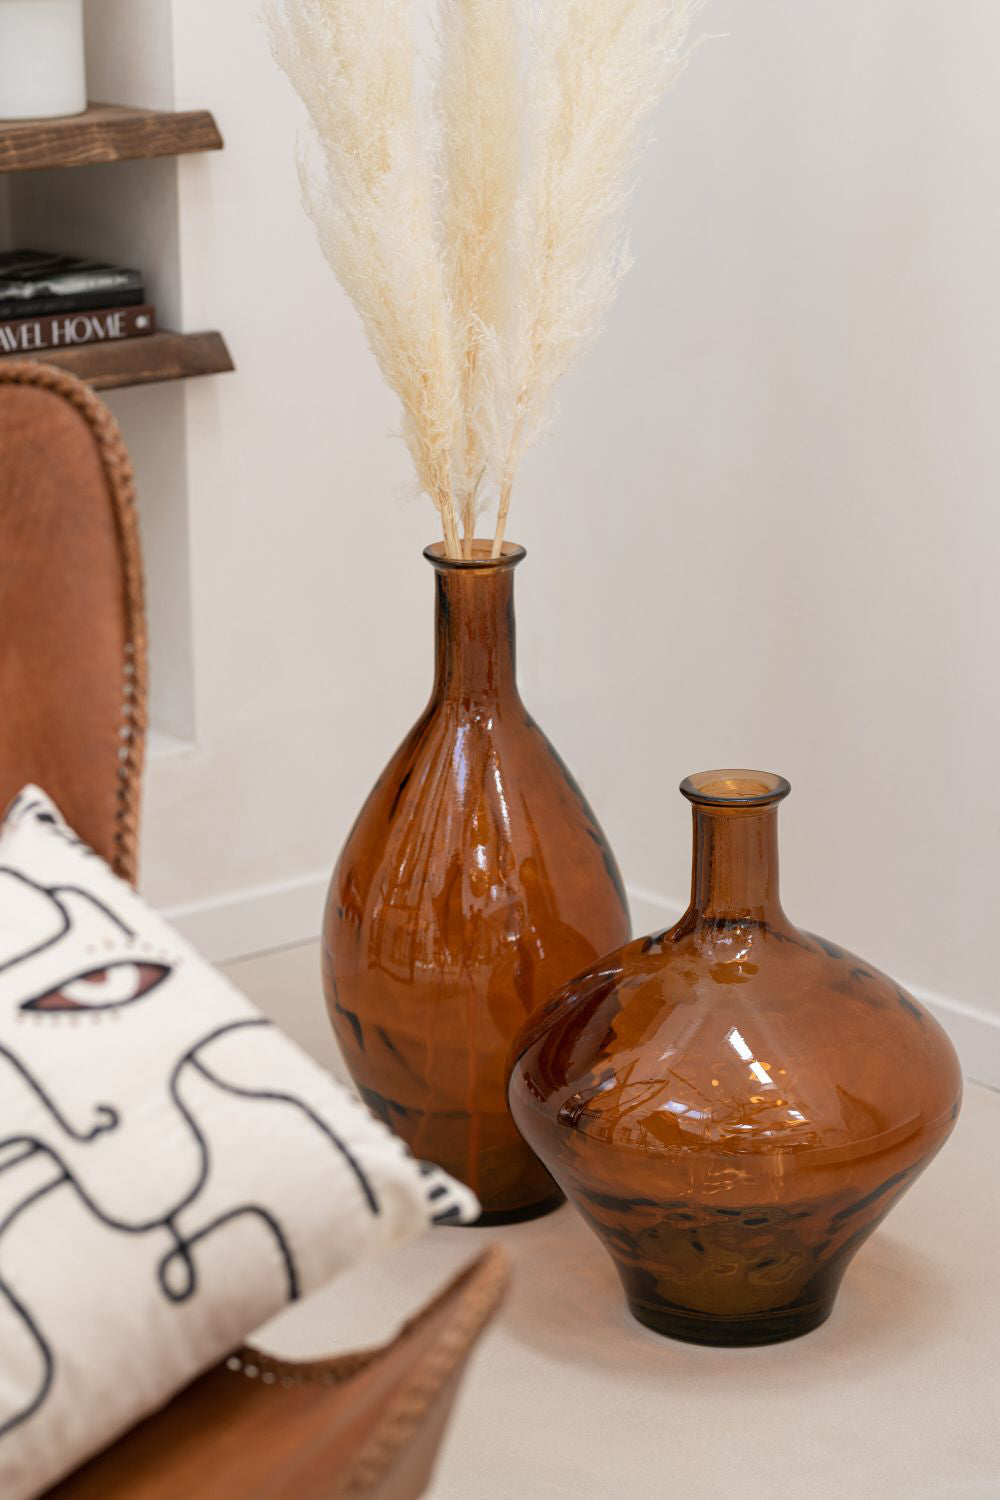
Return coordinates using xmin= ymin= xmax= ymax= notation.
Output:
xmin=0 ymin=361 xmax=146 ymax=882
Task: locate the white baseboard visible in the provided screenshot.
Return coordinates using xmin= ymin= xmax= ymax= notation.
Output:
xmin=165 ymin=869 xmax=329 ymax=964
xmin=164 ymin=875 xmax=1000 ymax=1091
xmin=165 ymin=875 xmax=672 ymax=966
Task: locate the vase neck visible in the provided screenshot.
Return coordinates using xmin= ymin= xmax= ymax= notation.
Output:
xmin=679 ymin=771 xmax=792 ymax=929
xmin=689 ymin=806 xmax=786 ymax=924
xmin=425 ymin=541 xmax=524 ymax=706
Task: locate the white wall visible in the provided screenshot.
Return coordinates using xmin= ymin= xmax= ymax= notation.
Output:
xmin=11 ymin=2 xmax=195 ymax=738
xmin=76 ymin=3 xmax=998 ymax=1078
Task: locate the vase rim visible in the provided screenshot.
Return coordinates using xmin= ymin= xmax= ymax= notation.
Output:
xmin=423 ymin=540 xmax=526 ymax=570
xmin=680 ymin=769 xmax=791 ymax=808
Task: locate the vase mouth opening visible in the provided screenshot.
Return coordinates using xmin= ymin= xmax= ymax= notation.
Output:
xmin=423 ymin=540 xmax=526 ymax=571
xmin=680 ymin=769 xmax=791 ymax=809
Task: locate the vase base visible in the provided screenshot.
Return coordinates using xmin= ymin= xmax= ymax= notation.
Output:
xmin=626 ymin=1296 xmax=834 ymax=1347
xmin=462 ymin=1193 xmax=564 ymax=1228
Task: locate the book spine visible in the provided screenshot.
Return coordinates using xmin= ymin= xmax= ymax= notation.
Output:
xmin=0 ymin=305 xmax=156 ymax=357
xmin=0 ymin=288 xmax=145 ymax=322
xmin=0 ymin=267 xmax=144 ymax=298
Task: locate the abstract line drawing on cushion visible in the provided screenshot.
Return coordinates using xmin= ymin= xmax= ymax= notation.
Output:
xmin=0 ymin=868 xmax=384 ymax=1443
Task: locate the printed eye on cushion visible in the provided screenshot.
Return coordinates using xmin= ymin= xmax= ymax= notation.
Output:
xmin=22 ymin=962 xmax=170 ymax=1012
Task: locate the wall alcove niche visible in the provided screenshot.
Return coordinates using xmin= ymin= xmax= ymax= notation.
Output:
xmin=0 ymin=0 xmax=233 ymax=749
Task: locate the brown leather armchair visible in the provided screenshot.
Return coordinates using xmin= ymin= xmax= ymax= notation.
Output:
xmin=0 ymin=360 xmax=507 ymax=1500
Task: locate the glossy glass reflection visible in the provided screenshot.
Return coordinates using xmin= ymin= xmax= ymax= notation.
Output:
xmin=508 ymin=769 xmax=962 ymax=1343
xmin=323 ymin=542 xmax=630 ymax=1223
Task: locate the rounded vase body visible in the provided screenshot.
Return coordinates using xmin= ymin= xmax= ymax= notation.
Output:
xmin=509 ymin=770 xmax=962 ymax=1343
xmin=323 ymin=542 xmax=630 ymax=1222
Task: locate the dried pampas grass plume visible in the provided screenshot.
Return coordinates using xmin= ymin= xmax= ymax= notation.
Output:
xmin=268 ymin=0 xmax=701 ymax=558
xmin=267 ymin=0 xmax=462 ymax=555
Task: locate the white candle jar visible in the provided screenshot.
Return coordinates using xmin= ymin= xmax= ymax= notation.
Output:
xmin=0 ymin=0 xmax=87 ymax=120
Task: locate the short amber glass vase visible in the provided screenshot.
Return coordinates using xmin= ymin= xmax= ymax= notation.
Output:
xmin=323 ymin=541 xmax=631 ymax=1223
xmin=508 ymin=770 xmax=962 ymax=1343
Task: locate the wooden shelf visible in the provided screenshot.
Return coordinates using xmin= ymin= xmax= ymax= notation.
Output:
xmin=0 ymin=331 xmax=234 ymax=390
xmin=0 ymin=103 xmax=223 ymax=174
xmin=0 ymin=102 xmax=232 ymax=389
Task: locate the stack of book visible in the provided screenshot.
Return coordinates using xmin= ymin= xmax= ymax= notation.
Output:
xmin=0 ymin=252 xmax=155 ymax=357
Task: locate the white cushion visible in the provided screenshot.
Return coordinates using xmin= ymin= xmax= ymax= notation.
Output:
xmin=0 ymin=787 xmax=478 ymax=1499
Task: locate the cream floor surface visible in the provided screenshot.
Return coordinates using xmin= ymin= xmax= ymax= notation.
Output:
xmin=224 ymin=942 xmax=1000 ymax=1500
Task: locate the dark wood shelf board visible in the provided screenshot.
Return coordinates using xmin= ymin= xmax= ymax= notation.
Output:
xmin=0 ymin=103 xmax=223 ymax=173
xmin=0 ymin=331 xmax=234 ymax=390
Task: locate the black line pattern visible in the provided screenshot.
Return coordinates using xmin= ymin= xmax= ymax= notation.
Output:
xmin=0 ymin=1160 xmax=66 ymax=1441
xmin=0 ymin=867 xmax=133 ymax=976
xmin=189 ymin=1028 xmax=380 ymax=1215
xmin=158 ymin=1204 xmax=300 ymax=1304
xmin=0 ymin=1043 xmax=119 ymax=1143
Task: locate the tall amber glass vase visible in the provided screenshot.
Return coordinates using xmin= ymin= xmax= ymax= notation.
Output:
xmin=323 ymin=541 xmax=631 ymax=1222
xmin=509 ymin=770 xmax=962 ymax=1341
